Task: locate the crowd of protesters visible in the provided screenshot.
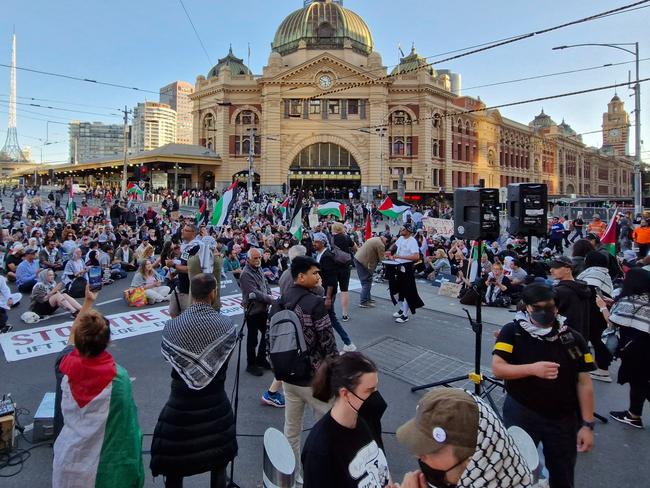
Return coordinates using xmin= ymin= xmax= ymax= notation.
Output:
xmin=2 ymin=182 xmax=650 ymax=487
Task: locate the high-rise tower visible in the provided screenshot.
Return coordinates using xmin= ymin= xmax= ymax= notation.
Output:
xmin=0 ymin=32 xmax=27 ymax=162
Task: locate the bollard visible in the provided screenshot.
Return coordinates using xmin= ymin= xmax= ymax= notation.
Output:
xmin=262 ymin=427 xmax=295 ymax=488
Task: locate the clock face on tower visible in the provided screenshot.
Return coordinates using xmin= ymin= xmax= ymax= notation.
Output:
xmin=318 ymin=74 xmax=333 ymax=89
xmin=609 ymin=128 xmax=621 ymax=138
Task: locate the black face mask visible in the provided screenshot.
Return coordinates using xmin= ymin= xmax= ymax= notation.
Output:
xmin=418 ymin=458 xmax=466 ymax=488
xmin=530 ymin=306 xmax=556 ymax=327
xmin=349 ymin=390 xmax=387 ymax=420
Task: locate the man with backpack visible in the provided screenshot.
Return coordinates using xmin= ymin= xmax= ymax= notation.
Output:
xmin=267 ymin=256 xmax=338 ymax=483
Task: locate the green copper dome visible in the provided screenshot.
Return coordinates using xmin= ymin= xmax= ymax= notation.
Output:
xmin=272 ymin=0 xmax=373 ymax=56
xmin=208 ymin=46 xmax=252 ymax=78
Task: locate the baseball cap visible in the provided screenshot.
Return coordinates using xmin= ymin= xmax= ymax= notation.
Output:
xmin=396 ymin=389 xmax=479 ymax=456
xmin=11 ymin=242 xmax=24 ymax=252
xmin=402 ymin=223 xmax=414 ymax=234
xmin=312 ymin=232 xmax=328 ymax=243
xmin=24 ymin=247 xmax=36 ymax=255
xmin=549 ymin=255 xmax=573 ymax=269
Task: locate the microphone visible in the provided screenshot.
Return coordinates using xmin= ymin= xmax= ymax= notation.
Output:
xmin=248 ymin=292 xmax=257 ymax=301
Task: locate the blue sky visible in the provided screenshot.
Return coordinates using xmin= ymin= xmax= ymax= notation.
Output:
xmin=1 ymin=0 xmax=648 ymax=164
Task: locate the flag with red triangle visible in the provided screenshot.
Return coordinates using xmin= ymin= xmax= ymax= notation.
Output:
xmin=601 ymin=211 xmax=619 ymax=256
xmin=279 ymin=197 xmax=290 ymax=219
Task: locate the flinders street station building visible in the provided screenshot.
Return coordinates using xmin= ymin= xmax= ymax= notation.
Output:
xmin=21 ymin=0 xmax=635 ymax=202
xmin=191 ymin=0 xmax=634 ymax=201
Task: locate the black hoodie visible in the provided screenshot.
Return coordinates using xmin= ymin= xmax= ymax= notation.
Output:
xmin=554 ymin=279 xmax=592 ymax=339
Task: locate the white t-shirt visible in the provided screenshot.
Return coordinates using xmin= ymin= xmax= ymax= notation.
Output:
xmin=395 ymin=236 xmax=419 ymax=258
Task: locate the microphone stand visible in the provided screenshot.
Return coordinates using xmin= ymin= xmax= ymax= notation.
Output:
xmin=227 ymin=294 xmax=256 ymax=488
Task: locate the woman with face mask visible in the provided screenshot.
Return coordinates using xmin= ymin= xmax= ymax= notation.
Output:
xmin=302 ymin=352 xmax=390 ymax=488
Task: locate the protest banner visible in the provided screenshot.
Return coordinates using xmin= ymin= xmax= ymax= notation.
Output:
xmin=79 ymin=206 xmax=101 ymax=217
xmin=423 ymin=217 xmax=454 ymax=238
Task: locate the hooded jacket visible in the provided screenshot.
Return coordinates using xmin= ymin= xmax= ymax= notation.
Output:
xmin=554 ymin=279 xmax=592 ymax=339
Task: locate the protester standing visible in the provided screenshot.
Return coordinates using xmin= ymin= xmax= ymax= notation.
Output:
xmin=353 ymin=235 xmax=387 ymax=308
xmin=387 ymin=224 xmax=424 ymax=323
xmin=167 ymin=223 xmax=201 ymax=317
xmin=150 ymin=274 xmax=238 ymax=488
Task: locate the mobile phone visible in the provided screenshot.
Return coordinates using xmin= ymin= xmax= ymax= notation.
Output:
xmin=88 ymin=266 xmax=103 ymax=291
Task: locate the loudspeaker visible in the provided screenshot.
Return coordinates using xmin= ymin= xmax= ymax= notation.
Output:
xmin=507 ymin=183 xmax=548 ymax=236
xmin=453 ymin=187 xmax=500 ymax=240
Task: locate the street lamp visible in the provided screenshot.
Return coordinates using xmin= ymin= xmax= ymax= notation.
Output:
xmin=376 ymin=127 xmax=388 ymax=195
xmin=553 ymin=42 xmax=642 ymax=214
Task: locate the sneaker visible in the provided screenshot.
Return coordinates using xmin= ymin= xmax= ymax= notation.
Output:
xmin=359 ymin=302 xmax=371 ymax=308
xmin=393 ymin=311 xmax=404 ymax=318
xmin=341 ymin=315 xmax=349 ymax=322
xmin=395 ymin=315 xmax=409 ymax=324
xmin=610 ymin=410 xmax=644 ymax=429
xmin=261 ymin=390 xmax=285 ymax=408
xmin=369 ymin=299 xmax=376 ymax=303
xmin=590 ymin=368 xmax=612 ymax=383
xmin=0 ymin=324 xmax=13 ymax=334
xmin=246 ymin=365 xmax=264 ymax=377
xmin=342 ymin=343 xmax=357 ymax=353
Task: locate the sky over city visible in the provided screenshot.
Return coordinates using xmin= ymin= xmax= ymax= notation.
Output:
xmin=1 ymin=0 xmax=648 ymax=164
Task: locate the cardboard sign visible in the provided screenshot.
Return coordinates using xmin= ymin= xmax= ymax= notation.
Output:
xmin=423 ymin=217 xmax=454 ymax=238
xmin=169 ymin=211 xmax=180 ymax=220
xmin=438 ymin=282 xmax=462 ymax=298
xmin=79 ymin=206 xmax=101 ymax=217
xmin=1 ymin=278 xmax=362 ymax=362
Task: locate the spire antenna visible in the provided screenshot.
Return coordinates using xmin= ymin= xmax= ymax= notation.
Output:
xmin=0 ymin=31 xmax=27 ymax=162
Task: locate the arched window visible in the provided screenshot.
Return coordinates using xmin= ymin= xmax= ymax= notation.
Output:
xmin=432 ymin=113 xmax=444 ymax=159
xmin=465 ymin=122 xmax=471 ymax=135
xmin=291 ymin=143 xmax=359 ymax=169
xmin=457 ymin=119 xmax=463 ymax=133
xmin=390 ymin=110 xmax=413 ymax=157
xmin=234 ymin=110 xmax=260 ymax=156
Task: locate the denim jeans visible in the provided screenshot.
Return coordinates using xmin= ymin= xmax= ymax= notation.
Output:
xmin=354 ymin=258 xmax=372 ymax=304
xmin=329 ymin=294 xmax=351 ymax=345
xmin=503 ymin=395 xmax=578 ymax=488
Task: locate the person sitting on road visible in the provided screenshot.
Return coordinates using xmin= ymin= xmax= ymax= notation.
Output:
xmin=131 ymin=260 xmax=171 ymax=303
xmin=4 ymin=242 xmax=24 ymax=282
xmin=39 ymin=238 xmax=64 ymax=272
xmin=427 ymin=249 xmax=452 ymax=283
xmin=15 ymin=247 xmax=41 ymax=293
xmin=113 ymin=238 xmax=137 ymax=272
xmin=31 ymin=269 xmax=82 ymax=318
xmin=484 ymin=262 xmax=512 ymax=307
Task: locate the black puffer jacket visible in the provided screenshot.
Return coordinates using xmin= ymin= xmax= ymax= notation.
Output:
xmin=554 ymin=279 xmax=592 ymax=339
xmin=150 ymin=362 xmax=237 ymax=478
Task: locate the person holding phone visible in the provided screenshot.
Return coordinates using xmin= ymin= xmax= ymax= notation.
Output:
xmin=131 ymin=260 xmax=171 ymax=303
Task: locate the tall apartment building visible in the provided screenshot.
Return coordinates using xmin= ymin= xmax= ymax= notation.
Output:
xmin=159 ymin=81 xmax=194 ymax=144
xmin=131 ymin=102 xmax=177 ymax=152
xmin=69 ymin=121 xmax=126 ymax=163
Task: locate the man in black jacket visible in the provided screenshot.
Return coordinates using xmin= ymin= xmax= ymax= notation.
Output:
xmin=550 ymin=256 xmax=592 ymax=340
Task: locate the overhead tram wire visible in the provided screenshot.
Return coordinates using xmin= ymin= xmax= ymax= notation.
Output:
xmin=0 ymin=99 xmax=121 ymax=117
xmin=178 ymin=0 xmax=213 ymax=66
xmin=0 ymin=64 xmax=159 ymax=94
xmin=299 ymin=0 xmax=650 ymax=101
xmin=0 ymin=94 xmax=122 ymax=111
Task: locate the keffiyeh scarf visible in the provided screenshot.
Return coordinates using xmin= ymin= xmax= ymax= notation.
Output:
xmin=457 ymin=393 xmax=533 ymax=487
xmin=577 ymin=266 xmax=614 ymax=297
xmin=514 ymin=311 xmax=567 ymax=341
xmin=161 ymin=303 xmax=237 ymax=390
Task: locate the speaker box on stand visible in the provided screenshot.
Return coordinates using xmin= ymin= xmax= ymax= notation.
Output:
xmin=453 ymin=187 xmax=500 ymax=241
xmin=507 ymin=183 xmax=548 ymax=266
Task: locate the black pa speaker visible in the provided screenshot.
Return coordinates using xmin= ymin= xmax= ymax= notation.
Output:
xmin=507 ymin=183 xmax=548 ymax=236
xmin=453 ymin=187 xmax=500 ymax=240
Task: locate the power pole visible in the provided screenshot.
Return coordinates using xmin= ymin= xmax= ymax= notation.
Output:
xmin=634 ymin=42 xmax=642 ymax=214
xmin=121 ymin=105 xmax=130 ymax=197
xmin=247 ymin=127 xmax=257 ymax=201
xmin=398 ymin=168 xmax=405 ymax=201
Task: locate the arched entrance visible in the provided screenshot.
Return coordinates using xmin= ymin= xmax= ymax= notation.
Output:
xmin=201 ymin=171 xmax=215 ymax=190
xmin=290 ymin=142 xmax=361 ymax=199
xmin=233 ymin=170 xmax=260 ymax=192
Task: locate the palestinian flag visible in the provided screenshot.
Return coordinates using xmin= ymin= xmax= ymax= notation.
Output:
xmin=127 ymin=182 xmax=144 ymax=200
xmin=318 ymin=200 xmax=346 ymax=220
xmin=211 ymin=181 xmax=238 ymax=227
xmin=279 ymin=197 xmax=290 ymax=218
xmin=468 ymin=240 xmax=487 ymax=282
xmin=601 ymin=211 xmax=619 ymax=256
xmin=289 ymin=207 xmax=303 ymax=240
xmin=52 ymin=349 xmax=144 ymax=487
xmin=196 ymin=199 xmax=206 ymax=225
xmin=66 ymin=185 xmax=74 ymax=222
xmin=378 ymin=196 xmax=411 ymax=219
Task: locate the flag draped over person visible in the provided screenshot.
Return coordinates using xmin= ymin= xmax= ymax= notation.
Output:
xmin=52 ymin=350 xmax=144 ymax=487
xmin=601 ymin=211 xmax=620 ymax=256
xmin=211 ymin=181 xmax=238 ymax=227
xmin=378 ymin=196 xmax=411 ymax=219
xmin=66 ymin=186 xmax=74 ymax=222
xmin=317 ymin=200 xmax=346 ymax=220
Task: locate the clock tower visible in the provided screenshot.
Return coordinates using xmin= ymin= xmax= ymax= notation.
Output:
xmin=602 ymin=93 xmax=630 ymax=156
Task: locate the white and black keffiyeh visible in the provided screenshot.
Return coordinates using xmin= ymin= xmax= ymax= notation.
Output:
xmin=457 ymin=393 xmax=533 ymax=488
xmin=577 ymin=266 xmax=614 ymax=297
xmin=161 ymin=303 xmax=237 ymax=390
